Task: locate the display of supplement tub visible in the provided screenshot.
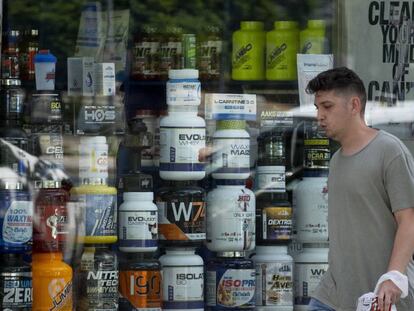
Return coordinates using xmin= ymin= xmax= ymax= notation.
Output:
xmin=232 ymin=21 xmax=265 ymax=80
xmin=266 ymin=21 xmax=299 ymax=81
xmin=159 ymin=248 xmax=204 ymax=311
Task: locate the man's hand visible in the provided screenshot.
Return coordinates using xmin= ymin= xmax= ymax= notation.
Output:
xmin=376 ymin=279 xmax=402 ymax=311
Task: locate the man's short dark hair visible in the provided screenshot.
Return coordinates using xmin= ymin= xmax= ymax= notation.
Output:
xmin=306 ymin=67 xmax=367 ymax=115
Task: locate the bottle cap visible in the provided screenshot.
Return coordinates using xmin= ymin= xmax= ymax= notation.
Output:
xmin=307 ymin=19 xmax=326 ymax=29
xmin=168 ymin=69 xmax=199 ymax=79
xmin=124 ymin=191 xmax=154 ymax=201
xmin=274 ymin=21 xmax=299 ymax=30
xmin=34 ymin=50 xmax=57 ymax=63
xmin=240 ymin=21 xmax=264 ymax=31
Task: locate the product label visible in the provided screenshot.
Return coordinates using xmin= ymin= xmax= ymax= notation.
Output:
xmin=294 ymin=263 xmax=328 ymax=305
xmin=198 ymin=40 xmax=222 ymax=75
xmin=262 ymin=207 xmax=292 ymax=241
xmin=260 ymin=110 xmax=293 ymax=129
xmin=256 ymin=166 xmax=286 ymax=192
xmin=119 ymin=270 xmax=162 ymax=310
xmin=3 ymin=88 xmax=24 ymax=114
xmin=119 ymin=210 xmax=158 ymax=248
xmin=166 ymin=81 xmax=201 ymax=105
xmin=162 ymin=266 xmax=204 ymax=309
xmin=267 ymin=43 xmax=287 ymax=70
xmin=79 ymin=146 xmax=108 ymax=179
xmin=157 ymin=200 xmax=205 ymax=241
xmin=204 ymin=93 xmax=257 ymax=121
xmin=48 ymin=278 xmax=73 ymax=311
xmin=132 ymin=41 xmax=160 ymax=76
xmin=207 ymin=190 xmax=255 ymax=250
xmin=160 ymin=41 xmax=183 ymax=72
xmin=207 ymin=269 xmax=256 ymax=308
xmin=159 ymin=127 xmax=205 ymax=172
xmin=233 ymin=42 xmax=254 ymax=70
xmin=255 ymin=262 xmax=293 ymax=306
xmin=76 ymin=194 xmax=117 ymax=238
xmin=33 ymin=200 xmax=68 ymax=251
xmin=37 ymin=133 xmax=64 ymax=169
xmin=0 ymin=271 xmax=32 ymax=309
xmin=80 ymin=252 xmax=118 ymax=310
xmin=82 ymin=104 xmax=116 ymax=125
xmin=296 ymin=181 xmax=328 ymax=241
xmin=1 ymin=200 xmax=33 ymax=246
xmin=304 ymin=146 xmax=330 ymax=169
xmin=212 ymin=137 xmax=250 ymax=175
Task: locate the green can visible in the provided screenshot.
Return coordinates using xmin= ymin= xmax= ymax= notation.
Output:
xmin=183 ymin=33 xmax=197 ymax=69
xmin=232 ymin=21 xmax=265 ymax=80
xmin=300 ymin=19 xmax=327 ymax=54
xmin=266 ymin=21 xmax=299 ymax=81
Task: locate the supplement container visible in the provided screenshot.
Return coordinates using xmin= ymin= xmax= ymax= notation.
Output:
xmin=212 ymin=120 xmax=250 ymax=180
xmin=266 ymin=21 xmax=299 ymax=81
xmin=294 ymin=170 xmax=328 ymax=243
xmin=160 ymin=73 xmax=206 ymax=180
xmin=206 ymin=180 xmax=255 ymax=252
xmin=159 ymin=248 xmax=204 ymax=311
xmin=294 ymin=243 xmax=329 ymax=311
xmin=232 ymin=21 xmax=265 ymax=80
xmin=252 ymin=246 xmax=293 ymax=310
xmin=206 ymin=252 xmax=256 ymax=310
xmin=119 ymin=191 xmax=158 ymax=252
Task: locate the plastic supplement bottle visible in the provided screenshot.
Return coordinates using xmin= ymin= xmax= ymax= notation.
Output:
xmin=0 ymin=253 xmax=32 ymax=310
xmin=78 ymin=245 xmax=119 ymax=310
xmin=159 ymin=248 xmax=204 ymax=311
xmin=160 ymin=70 xmax=205 ymax=180
xmin=212 ymin=120 xmax=250 ymax=180
xmin=206 ymin=180 xmax=255 ymax=252
xmin=252 ymin=246 xmax=293 ymax=310
xmin=266 ymin=21 xmax=299 ymax=81
xmin=256 ymin=192 xmax=292 ymax=244
xmin=294 ymin=170 xmax=328 ymax=243
xmin=232 ymin=21 xmax=265 ymax=80
xmin=119 ymin=253 xmax=162 ymax=310
xmin=294 ymin=243 xmax=329 ymax=311
xmin=299 ymin=20 xmax=327 ymax=54
xmin=206 ymin=252 xmax=256 ymax=310
xmin=156 ymin=181 xmax=206 ymax=246
xmin=0 ymin=181 xmax=32 ymax=254
xmin=32 ymin=252 xmax=73 ymax=311
xmin=119 ymin=191 xmax=158 ymax=252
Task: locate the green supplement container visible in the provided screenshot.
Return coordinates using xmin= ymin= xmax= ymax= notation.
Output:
xmin=232 ymin=21 xmax=265 ymax=80
xmin=266 ymin=21 xmax=299 ymax=81
xmin=300 ymin=19 xmax=327 ymax=54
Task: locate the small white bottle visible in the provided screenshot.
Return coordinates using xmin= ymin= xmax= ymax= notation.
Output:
xmin=253 ymin=246 xmax=294 ymax=311
xmin=160 ymin=69 xmax=205 ymax=180
xmin=159 ymin=248 xmax=204 ymax=311
xmin=118 ymin=192 xmax=158 ymax=252
xmin=212 ymin=120 xmax=250 ymax=180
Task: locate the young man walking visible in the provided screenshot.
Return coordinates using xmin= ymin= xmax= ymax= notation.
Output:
xmin=305 ymin=67 xmax=414 ymax=311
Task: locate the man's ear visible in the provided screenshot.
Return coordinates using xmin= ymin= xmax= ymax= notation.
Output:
xmin=350 ymin=96 xmax=362 ymax=116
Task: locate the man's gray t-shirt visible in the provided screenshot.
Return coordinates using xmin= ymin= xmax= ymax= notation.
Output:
xmin=314 ymin=130 xmax=414 ymax=311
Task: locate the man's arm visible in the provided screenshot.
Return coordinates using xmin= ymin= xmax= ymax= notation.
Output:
xmin=377 ymin=207 xmax=414 ymax=311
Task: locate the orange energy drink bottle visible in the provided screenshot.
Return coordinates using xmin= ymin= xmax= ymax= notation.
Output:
xmin=119 ymin=253 xmax=162 ymax=310
xmin=32 ymin=252 xmax=73 ymax=311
